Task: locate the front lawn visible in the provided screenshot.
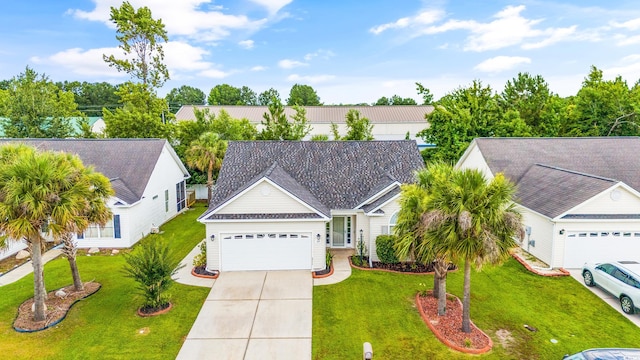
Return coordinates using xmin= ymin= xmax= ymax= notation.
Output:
xmin=313 ymin=259 xmax=640 ymax=359
xmin=0 ymin=203 xmax=209 ymax=360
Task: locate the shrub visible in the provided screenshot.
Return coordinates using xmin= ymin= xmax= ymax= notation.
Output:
xmin=376 ymin=235 xmax=399 ymax=264
xmin=325 ymin=250 xmax=333 ymax=269
xmin=123 ymin=240 xmax=184 ymax=310
xmin=192 ymin=241 xmax=207 ymax=267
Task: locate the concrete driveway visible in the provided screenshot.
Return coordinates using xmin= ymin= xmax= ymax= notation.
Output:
xmin=568 ymin=269 xmax=640 ymax=327
xmin=177 ymin=271 xmax=312 ymax=360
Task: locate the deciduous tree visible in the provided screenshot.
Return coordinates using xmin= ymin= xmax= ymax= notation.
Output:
xmin=286 ymin=84 xmax=321 ymax=106
xmin=259 ymin=99 xmax=311 ymax=140
xmin=165 ymin=85 xmax=206 ymax=112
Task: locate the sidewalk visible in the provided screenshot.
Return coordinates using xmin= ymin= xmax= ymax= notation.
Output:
xmin=172 ymin=240 xmax=216 ymax=288
xmin=314 ymin=249 xmax=352 ymax=286
xmin=0 ymin=248 xmax=63 ymax=287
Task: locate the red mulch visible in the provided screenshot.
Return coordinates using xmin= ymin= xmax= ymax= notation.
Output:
xmin=417 ymin=291 xmax=492 ymax=352
xmin=14 ymin=282 xmax=101 ymax=332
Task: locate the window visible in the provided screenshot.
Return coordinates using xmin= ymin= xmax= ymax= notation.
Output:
xmin=164 ymin=190 xmax=169 ymax=212
xmin=325 ymin=222 xmax=330 ymax=245
xmin=176 ymin=181 xmax=186 ymax=212
xmin=389 ymin=211 xmax=399 ymax=234
xmin=346 ymin=217 xmax=352 ymax=245
xmin=81 ymin=215 xmax=121 ymax=239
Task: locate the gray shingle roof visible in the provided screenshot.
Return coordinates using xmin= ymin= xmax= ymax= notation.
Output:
xmin=201 ymin=140 xmax=424 ymax=220
xmin=176 ymin=105 xmax=433 ymax=124
xmin=361 ymin=186 xmax=401 ymax=213
xmin=474 ymin=137 xmax=640 ymax=218
xmin=0 ymin=138 xmax=179 ymax=204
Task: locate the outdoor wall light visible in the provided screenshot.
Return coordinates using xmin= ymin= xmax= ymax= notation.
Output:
xmin=210 ymin=234 xmax=215 ymax=242
xmin=316 ymin=233 xmax=321 ymax=243
xmin=359 ymin=229 xmax=363 ymax=238
xmin=559 ymin=229 xmax=565 ymax=235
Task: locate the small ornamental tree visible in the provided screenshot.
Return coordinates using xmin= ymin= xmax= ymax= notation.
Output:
xmin=123 ymin=240 xmax=183 ymax=312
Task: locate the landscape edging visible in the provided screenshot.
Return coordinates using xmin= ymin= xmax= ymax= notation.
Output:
xmin=511 ymin=253 xmax=570 ymax=277
xmin=348 ymin=256 xmax=458 ymax=275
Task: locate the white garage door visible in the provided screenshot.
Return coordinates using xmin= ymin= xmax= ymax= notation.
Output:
xmin=220 ymin=232 xmax=312 ymax=271
xmin=564 ymin=231 xmax=640 ymax=268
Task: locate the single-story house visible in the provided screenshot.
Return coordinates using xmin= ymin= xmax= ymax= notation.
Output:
xmin=175 ymin=105 xmax=433 ymax=149
xmin=0 ymin=138 xmax=190 ymax=259
xmin=198 ymin=140 xmax=424 ymax=272
xmin=457 ymin=137 xmax=640 ymax=269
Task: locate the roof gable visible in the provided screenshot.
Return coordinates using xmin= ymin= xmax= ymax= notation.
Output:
xmin=0 ymin=138 xmax=185 ymax=204
xmin=200 ymin=141 xmax=424 ymax=220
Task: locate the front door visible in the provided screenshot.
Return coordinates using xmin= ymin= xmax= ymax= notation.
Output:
xmin=330 ymin=216 xmax=351 ymax=248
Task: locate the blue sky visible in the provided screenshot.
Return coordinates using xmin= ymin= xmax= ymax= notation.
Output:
xmin=2 ymin=0 xmax=640 ymax=104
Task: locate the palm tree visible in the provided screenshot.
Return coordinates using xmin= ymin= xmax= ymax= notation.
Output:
xmin=0 ymin=145 xmax=112 ymax=321
xmin=395 ymin=162 xmax=457 ymax=316
xmin=185 ymin=132 xmax=227 ymax=203
xmin=57 ymin=156 xmax=114 ymax=291
xmin=427 ymin=168 xmax=524 ymax=333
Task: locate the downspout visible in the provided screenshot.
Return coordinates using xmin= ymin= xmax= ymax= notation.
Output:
xmin=368 ymin=230 xmax=373 ymax=268
xmin=532 ymin=221 xmax=555 ymax=271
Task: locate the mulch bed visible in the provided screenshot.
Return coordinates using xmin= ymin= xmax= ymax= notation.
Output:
xmin=14 ymin=282 xmax=101 ymax=332
xmin=137 ymin=302 xmax=173 ymax=317
xmin=351 ymin=256 xmax=457 ymax=273
xmin=192 ymin=265 xmax=219 ymax=278
xmin=416 ymin=291 xmax=492 ymax=354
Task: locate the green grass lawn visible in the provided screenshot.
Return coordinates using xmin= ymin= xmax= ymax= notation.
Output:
xmin=313 ymin=259 xmax=640 ymax=359
xmin=0 ymin=203 xmax=209 ymax=360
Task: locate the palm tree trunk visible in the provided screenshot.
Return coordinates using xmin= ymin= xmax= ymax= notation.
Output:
xmin=434 ymin=258 xmax=448 ymax=316
xmin=61 ymin=233 xmax=84 ymax=291
xmin=31 ymin=238 xmax=47 ymax=322
xmin=433 ymin=270 xmax=440 ymax=299
xmin=462 ymin=259 xmax=472 ymax=333
xmin=207 ymin=163 xmax=213 ymax=203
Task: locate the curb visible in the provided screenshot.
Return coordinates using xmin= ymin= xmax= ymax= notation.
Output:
xmin=415 ymin=292 xmax=493 ymax=354
xmin=511 ymin=253 xmax=570 ymax=277
xmin=349 ymin=256 xmax=458 ymax=275
xmin=191 ymin=267 xmax=219 ymax=279
xmin=312 ymin=262 xmax=334 ymax=279
xmin=137 ymin=302 xmax=173 ymax=317
xmin=14 ymin=283 xmax=102 ymax=333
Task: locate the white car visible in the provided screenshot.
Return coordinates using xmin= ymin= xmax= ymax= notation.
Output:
xmin=582 ymin=261 xmax=640 ymax=314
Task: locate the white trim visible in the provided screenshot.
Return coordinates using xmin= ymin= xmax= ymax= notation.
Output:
xmin=553 ymin=182 xmax=640 ymax=220
xmin=366 ymin=193 xmax=400 ymax=215
xmin=355 ymin=181 xmax=401 ymax=209
xmin=516 ymin=202 xmax=553 ymax=220
xmin=163 ymin=140 xmax=191 ymax=178
xmin=209 ymin=177 xmax=329 ymax=219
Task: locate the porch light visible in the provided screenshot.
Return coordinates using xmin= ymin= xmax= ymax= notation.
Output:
xmin=359 ymin=229 xmax=363 ymax=238
xmin=316 ymin=233 xmax=321 ymax=243
xmin=559 ymin=229 xmax=565 ymax=235
xmin=210 ymin=234 xmax=215 ymax=242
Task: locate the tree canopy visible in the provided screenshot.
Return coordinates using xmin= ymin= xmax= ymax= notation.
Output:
xmin=165 ymin=85 xmax=206 ymax=112
xmin=286 ymin=84 xmax=322 ymax=106
xmin=374 ymin=95 xmax=417 ymax=105
xmin=259 ymin=99 xmax=311 ymax=140
xmin=0 ymin=66 xmax=81 ymax=138
xmin=331 ymin=109 xmax=374 ymax=140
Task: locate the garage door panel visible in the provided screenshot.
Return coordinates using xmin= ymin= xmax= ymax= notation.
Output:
xmin=221 ymin=233 xmax=312 ymax=271
xmin=564 ymin=232 xmax=640 ymax=268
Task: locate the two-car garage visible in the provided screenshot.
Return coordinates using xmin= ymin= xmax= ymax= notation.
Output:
xmin=219 ymin=232 xmax=313 ymax=271
xmin=563 ymin=230 xmax=640 ymax=268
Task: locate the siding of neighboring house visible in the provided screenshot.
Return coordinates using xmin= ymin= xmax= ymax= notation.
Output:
xmin=216 ymin=181 xmax=313 ymax=215
xmin=206 ymin=220 xmax=326 ymax=271
xmin=368 ymin=198 xmax=401 ymax=262
xmin=456 ymin=142 xmax=494 ymax=179
xmin=0 ymin=240 xmax=28 ymax=262
xmin=519 ymin=206 xmax=555 ymax=266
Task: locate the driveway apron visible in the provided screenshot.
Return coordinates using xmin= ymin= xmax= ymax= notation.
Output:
xmin=177 ymin=271 xmax=312 ymax=360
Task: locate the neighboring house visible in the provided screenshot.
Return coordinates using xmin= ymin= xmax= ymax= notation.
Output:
xmin=457 ymin=137 xmax=640 ymax=269
xmin=0 ymin=138 xmax=190 ymax=259
xmin=175 ymin=105 xmax=433 ymax=148
xmin=198 ymin=140 xmax=424 ymax=272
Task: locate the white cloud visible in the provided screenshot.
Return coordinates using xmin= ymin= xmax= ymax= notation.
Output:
xmin=239 ymin=40 xmax=255 ymax=49
xmin=603 ymin=56 xmax=640 ymax=80
xmin=611 ymin=18 xmax=640 ymax=31
xmin=522 ymin=25 xmax=577 ymax=49
xmin=251 ymin=65 xmax=267 ymax=71
xmin=278 ymin=59 xmax=308 ymax=69
xmin=304 ymin=49 xmax=335 ymax=61
xmin=615 ymin=34 xmax=640 ymax=46
xmin=370 ymin=9 xmax=444 ymax=35
xmin=198 ymin=69 xmax=230 ymax=78
xmin=474 ymin=56 xmax=531 ymax=73
xmin=249 ymin=0 xmax=292 ymax=15
xmin=70 ymin=0 xmax=267 ymax=42
xmin=286 ymin=74 xmax=335 ymax=83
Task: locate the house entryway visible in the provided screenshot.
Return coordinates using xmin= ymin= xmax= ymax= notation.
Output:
xmin=326 ymin=216 xmax=353 ymax=248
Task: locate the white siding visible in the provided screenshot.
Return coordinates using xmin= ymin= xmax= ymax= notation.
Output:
xmin=309 ymin=123 xmax=426 ymax=143
xmin=456 ymin=142 xmax=494 ymax=180
xmin=568 ymin=187 xmax=640 ymax=215
xmin=519 ymin=207 xmax=555 ymax=266
xmin=0 ymin=239 xmax=27 ymax=261
xmin=206 ymin=220 xmax=326 ymax=271
xmin=217 ymin=181 xmax=313 ymax=215
xmin=368 ymin=199 xmax=401 ymax=262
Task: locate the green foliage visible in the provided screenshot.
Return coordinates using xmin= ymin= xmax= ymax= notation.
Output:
xmin=416 ymin=82 xmax=434 ymax=104
xmin=166 ymin=85 xmax=206 ymax=112
xmin=103 ymin=1 xmax=169 ymax=89
xmin=0 ymin=66 xmax=81 ymax=138
xmin=186 ymin=132 xmax=227 ymax=202
xmin=325 ymin=250 xmax=333 ymax=269
xmin=376 ymin=235 xmax=399 ymax=264
xmin=258 ymin=99 xmax=311 ymax=140
xmin=123 ymin=240 xmax=184 ymax=309
xmin=499 ymin=72 xmax=554 ymax=135
xmin=311 ymin=134 xmax=329 ymax=141
xmin=208 ymin=84 xmax=242 ymax=105
xmin=357 ymin=235 xmax=367 ymax=265
xmin=103 ymin=82 xmax=173 ymax=139
xmin=374 ymin=95 xmax=417 ymax=105
xmin=258 ymin=87 xmax=281 ymax=106
xmin=56 ymin=81 xmax=121 ymax=117
xmin=192 ymin=241 xmax=207 ymax=268
xmin=287 ymin=84 xmax=322 ymax=106
xmin=330 ymin=110 xmax=375 ymax=140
